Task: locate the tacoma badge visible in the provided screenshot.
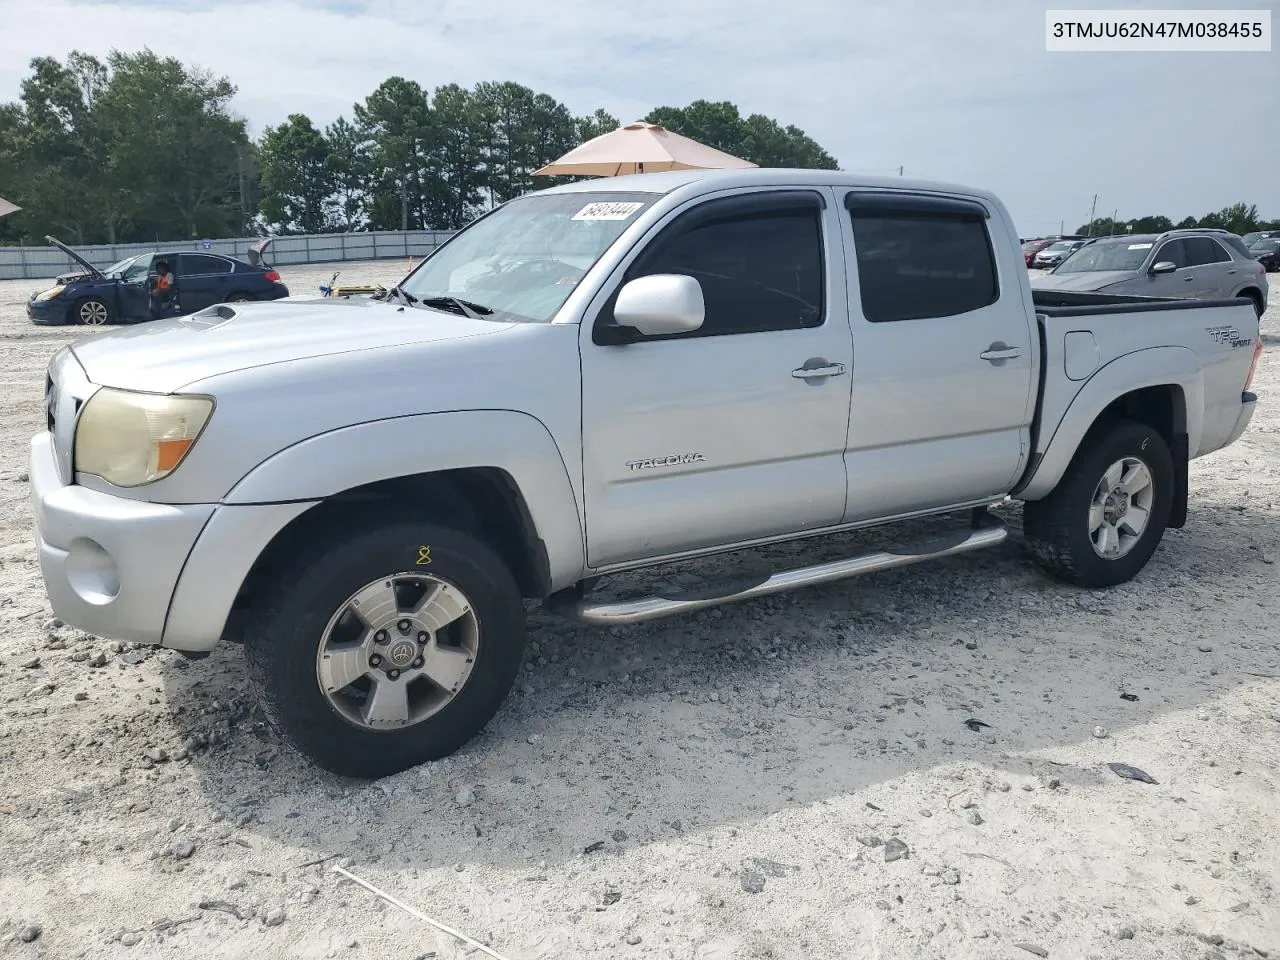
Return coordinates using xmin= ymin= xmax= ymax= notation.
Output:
xmin=625 ymin=453 xmax=706 ymax=471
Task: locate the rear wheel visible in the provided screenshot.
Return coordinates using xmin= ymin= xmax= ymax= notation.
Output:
xmin=242 ymin=517 xmax=527 ymax=778
xmin=1023 ymin=418 xmax=1173 ymax=588
xmin=1241 ymin=290 xmax=1264 ymax=317
xmin=75 ymin=297 xmax=113 ymax=326
xmin=226 ymin=292 xmax=253 ymax=303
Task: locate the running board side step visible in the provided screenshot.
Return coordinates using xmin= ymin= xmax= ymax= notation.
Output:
xmin=545 ymin=511 xmax=1009 ymax=626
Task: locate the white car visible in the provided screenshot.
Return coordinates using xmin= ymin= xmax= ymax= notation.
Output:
xmin=1033 ymin=239 xmax=1090 ymax=268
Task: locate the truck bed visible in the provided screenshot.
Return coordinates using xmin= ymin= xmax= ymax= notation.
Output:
xmin=1014 ymin=293 xmax=1260 ymax=503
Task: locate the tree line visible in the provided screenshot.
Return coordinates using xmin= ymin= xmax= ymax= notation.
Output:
xmin=1073 ymin=204 xmax=1280 ymax=239
xmin=0 ymin=50 xmax=839 ymax=245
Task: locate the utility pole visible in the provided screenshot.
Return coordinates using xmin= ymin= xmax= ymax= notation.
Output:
xmin=1110 ymin=208 xmax=1118 ymax=235
xmin=898 ymin=166 xmax=903 ymax=177
xmin=1059 ymin=219 xmax=1064 ymax=235
xmin=400 ymin=176 xmax=409 ymax=231
xmin=1086 ymin=194 xmax=1098 ymax=236
xmin=237 ymin=148 xmax=247 ymax=231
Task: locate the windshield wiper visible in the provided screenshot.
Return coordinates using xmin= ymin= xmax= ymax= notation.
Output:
xmin=416 ymin=295 xmax=494 ymax=319
xmin=374 ymin=285 xmax=414 ymax=305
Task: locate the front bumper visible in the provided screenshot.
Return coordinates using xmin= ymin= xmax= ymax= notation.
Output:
xmin=27 ymin=298 xmax=70 ymax=325
xmin=30 ymin=431 xmax=214 ymax=645
xmin=29 ymin=432 xmax=316 ymax=651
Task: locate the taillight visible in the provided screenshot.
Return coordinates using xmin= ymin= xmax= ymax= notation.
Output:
xmin=264 ymin=270 xmax=281 ymax=283
xmin=1244 ymin=336 xmax=1263 ymax=393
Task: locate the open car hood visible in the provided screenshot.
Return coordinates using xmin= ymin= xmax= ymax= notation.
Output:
xmin=45 ymin=235 xmax=103 ymax=279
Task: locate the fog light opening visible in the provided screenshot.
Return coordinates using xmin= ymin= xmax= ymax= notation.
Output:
xmin=64 ymin=538 xmax=120 ymax=605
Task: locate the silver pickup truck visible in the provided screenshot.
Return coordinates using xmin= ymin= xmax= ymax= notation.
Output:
xmin=30 ymin=170 xmax=1263 ymax=778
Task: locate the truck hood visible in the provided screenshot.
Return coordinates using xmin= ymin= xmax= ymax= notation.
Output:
xmin=1029 ymin=270 xmax=1134 ymax=292
xmin=70 ymin=298 xmax=509 ymax=393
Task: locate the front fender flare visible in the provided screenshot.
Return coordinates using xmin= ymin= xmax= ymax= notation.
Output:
xmin=223 ymin=409 xmax=586 ymax=589
xmin=1017 ymin=346 xmax=1203 ymax=501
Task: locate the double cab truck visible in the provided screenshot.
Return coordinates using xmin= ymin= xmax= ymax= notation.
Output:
xmin=30 ymin=170 xmax=1263 ymax=778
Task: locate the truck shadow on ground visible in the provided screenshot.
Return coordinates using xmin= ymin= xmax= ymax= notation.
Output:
xmin=157 ymin=502 xmax=1278 ymax=874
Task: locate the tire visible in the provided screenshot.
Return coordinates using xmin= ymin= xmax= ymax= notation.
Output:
xmin=74 ymin=297 xmax=113 ymax=326
xmin=242 ymin=516 xmax=526 ymax=778
xmin=1023 ymin=418 xmax=1174 ymax=588
xmin=227 ymin=292 xmax=253 ymax=302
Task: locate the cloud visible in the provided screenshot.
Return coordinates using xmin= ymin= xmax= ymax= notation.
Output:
xmin=1 ymin=0 xmax=1276 ymax=234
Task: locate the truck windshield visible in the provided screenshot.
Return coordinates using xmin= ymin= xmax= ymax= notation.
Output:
xmin=1055 ymin=241 xmax=1151 ymax=273
xmin=399 ymin=192 xmax=656 ymax=322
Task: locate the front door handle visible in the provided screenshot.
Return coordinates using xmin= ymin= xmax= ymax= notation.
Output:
xmin=1183 ymin=275 xmax=1194 ymax=281
xmin=979 ymin=343 xmax=1022 ymax=362
xmin=792 ymin=359 xmax=847 ymax=380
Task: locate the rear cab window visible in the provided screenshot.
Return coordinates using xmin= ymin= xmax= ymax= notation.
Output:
xmin=844 ymin=192 xmax=999 ymax=323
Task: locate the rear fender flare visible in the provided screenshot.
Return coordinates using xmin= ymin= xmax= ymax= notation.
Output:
xmin=223 ymin=409 xmax=586 ymax=589
xmin=1018 ymin=346 xmax=1203 ymax=501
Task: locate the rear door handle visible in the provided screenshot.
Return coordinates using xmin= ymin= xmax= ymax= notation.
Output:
xmin=792 ymin=360 xmax=847 ymax=379
xmin=979 ymin=344 xmax=1022 ymax=362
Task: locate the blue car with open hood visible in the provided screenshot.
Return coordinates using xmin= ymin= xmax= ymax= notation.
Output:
xmin=27 ymin=236 xmax=289 ymax=326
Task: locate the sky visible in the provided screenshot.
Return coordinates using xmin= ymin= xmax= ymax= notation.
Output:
xmin=1 ymin=0 xmax=1277 ymax=236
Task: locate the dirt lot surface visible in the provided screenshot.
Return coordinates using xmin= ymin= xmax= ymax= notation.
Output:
xmin=0 ymin=261 xmax=1277 ymax=960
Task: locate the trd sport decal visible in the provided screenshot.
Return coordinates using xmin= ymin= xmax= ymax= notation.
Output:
xmin=1206 ymin=325 xmax=1254 ymax=349
xmin=625 ymin=453 xmax=707 ymax=471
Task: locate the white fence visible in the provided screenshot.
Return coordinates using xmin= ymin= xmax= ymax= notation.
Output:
xmin=0 ymin=230 xmax=458 ymax=281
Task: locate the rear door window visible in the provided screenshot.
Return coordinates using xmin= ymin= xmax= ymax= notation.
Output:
xmin=846 ymin=194 xmax=999 ymax=323
xmin=1185 ymin=237 xmax=1230 ymax=265
xmin=179 ymin=254 xmax=234 ymax=275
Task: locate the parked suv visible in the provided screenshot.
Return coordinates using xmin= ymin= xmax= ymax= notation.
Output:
xmin=1031 ymin=228 xmax=1269 ymax=315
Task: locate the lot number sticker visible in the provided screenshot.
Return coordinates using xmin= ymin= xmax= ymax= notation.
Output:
xmin=571 ymin=202 xmax=644 ymax=221
xmin=1128 ymin=242 xmax=1153 ymax=250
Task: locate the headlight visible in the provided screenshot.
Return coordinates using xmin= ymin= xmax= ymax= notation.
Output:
xmin=35 ymin=285 xmax=66 ymax=301
xmin=74 ymin=388 xmax=214 ymax=487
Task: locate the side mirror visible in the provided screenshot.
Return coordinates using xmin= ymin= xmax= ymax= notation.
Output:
xmin=613 ymin=274 xmax=704 ymax=338
xmin=1150 ymin=261 xmax=1177 ymax=275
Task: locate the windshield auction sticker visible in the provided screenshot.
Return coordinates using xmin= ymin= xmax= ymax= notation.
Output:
xmin=571 ymin=202 xmax=645 ymax=221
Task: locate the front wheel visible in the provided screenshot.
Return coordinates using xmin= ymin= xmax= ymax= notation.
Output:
xmin=75 ymin=297 xmax=113 ymax=326
xmin=1023 ymin=418 xmax=1174 ymax=588
xmin=242 ymin=517 xmax=527 ymax=778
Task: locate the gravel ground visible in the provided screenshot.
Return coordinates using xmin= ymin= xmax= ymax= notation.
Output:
xmin=0 ymin=260 xmax=1277 ymax=960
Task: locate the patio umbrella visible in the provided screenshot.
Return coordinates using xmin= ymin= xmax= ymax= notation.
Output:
xmin=0 ymin=197 xmax=20 ymax=218
xmin=532 ymin=122 xmax=757 ymax=177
